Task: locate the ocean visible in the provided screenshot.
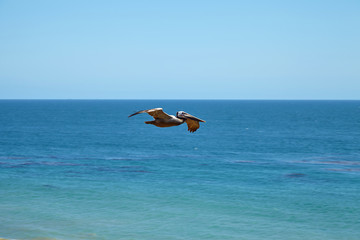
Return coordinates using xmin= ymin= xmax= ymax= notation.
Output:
xmin=0 ymin=100 xmax=359 ymax=240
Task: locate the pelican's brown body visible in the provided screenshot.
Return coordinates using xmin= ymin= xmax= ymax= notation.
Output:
xmin=145 ymin=118 xmax=184 ymax=127
xmin=128 ymin=108 xmax=205 ymax=133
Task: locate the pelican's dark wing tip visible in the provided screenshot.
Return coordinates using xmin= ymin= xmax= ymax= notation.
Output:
xmin=187 ymin=127 xmax=198 ymax=133
xmin=128 ymin=113 xmax=137 ymax=118
xmin=128 ymin=110 xmax=145 ymax=118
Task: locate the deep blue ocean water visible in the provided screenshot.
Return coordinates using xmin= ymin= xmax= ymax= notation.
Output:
xmin=0 ymin=100 xmax=360 ymax=240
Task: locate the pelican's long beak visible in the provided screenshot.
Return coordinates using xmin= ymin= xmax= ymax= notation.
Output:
xmin=184 ymin=113 xmax=206 ymax=122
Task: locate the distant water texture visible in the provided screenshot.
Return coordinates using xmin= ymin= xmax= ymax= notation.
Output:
xmin=0 ymin=100 xmax=360 ymax=240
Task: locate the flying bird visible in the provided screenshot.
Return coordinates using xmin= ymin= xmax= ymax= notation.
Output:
xmin=128 ymin=108 xmax=206 ymax=133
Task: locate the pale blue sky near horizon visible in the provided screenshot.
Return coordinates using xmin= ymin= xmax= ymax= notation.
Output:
xmin=0 ymin=0 xmax=359 ymax=99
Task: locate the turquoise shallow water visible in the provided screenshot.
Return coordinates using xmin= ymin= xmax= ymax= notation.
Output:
xmin=0 ymin=100 xmax=360 ymax=240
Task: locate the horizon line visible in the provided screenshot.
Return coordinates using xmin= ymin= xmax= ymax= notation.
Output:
xmin=0 ymin=98 xmax=360 ymax=101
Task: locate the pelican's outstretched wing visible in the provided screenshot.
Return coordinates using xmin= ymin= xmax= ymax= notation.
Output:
xmin=179 ymin=112 xmax=205 ymax=133
xmin=128 ymin=108 xmax=172 ymax=120
xmin=185 ymin=119 xmax=200 ymax=133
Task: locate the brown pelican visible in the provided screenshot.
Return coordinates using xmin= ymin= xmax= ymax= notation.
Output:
xmin=128 ymin=108 xmax=206 ymax=133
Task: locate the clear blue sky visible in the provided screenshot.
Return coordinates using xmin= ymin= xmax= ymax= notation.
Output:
xmin=0 ymin=0 xmax=359 ymax=99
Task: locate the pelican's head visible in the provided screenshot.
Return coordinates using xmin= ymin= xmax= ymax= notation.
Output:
xmin=176 ymin=111 xmax=186 ymax=119
xmin=176 ymin=111 xmax=206 ymax=122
